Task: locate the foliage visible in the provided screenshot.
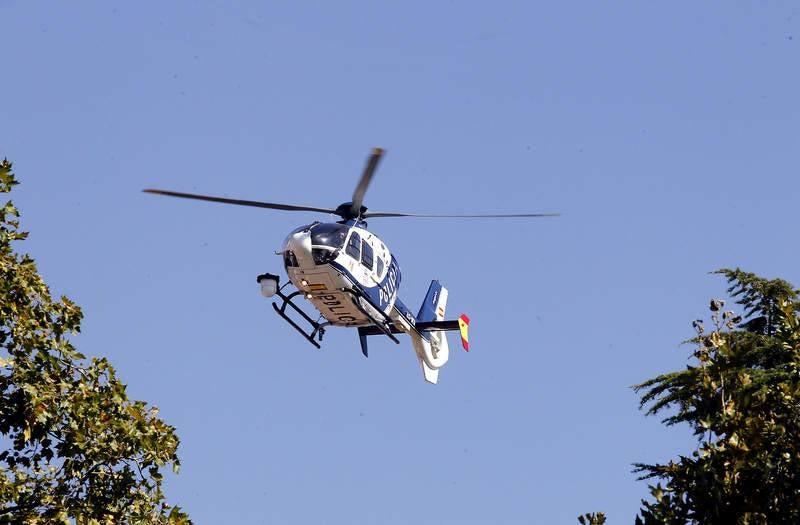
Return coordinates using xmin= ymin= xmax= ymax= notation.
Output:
xmin=0 ymin=159 xmax=190 ymax=523
xmin=633 ymin=269 xmax=800 ymax=524
xmin=577 ymin=512 xmax=606 ymax=524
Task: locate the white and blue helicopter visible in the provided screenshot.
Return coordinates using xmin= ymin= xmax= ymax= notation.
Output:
xmin=144 ymin=149 xmax=557 ymax=384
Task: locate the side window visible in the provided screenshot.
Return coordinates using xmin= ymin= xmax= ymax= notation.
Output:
xmin=283 ymin=250 xmax=298 ymax=268
xmin=361 ymin=241 xmax=374 ymax=270
xmin=376 ymin=257 xmax=384 ymax=277
xmin=346 ymin=231 xmax=361 ymax=260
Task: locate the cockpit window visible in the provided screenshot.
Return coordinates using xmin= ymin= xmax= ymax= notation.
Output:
xmin=346 ymin=231 xmax=361 ymax=260
xmin=361 ymin=241 xmax=374 ymax=270
xmin=376 ymin=257 xmax=384 ymax=277
xmin=310 ymin=223 xmax=348 ymax=248
xmin=283 ymin=250 xmax=298 ymax=268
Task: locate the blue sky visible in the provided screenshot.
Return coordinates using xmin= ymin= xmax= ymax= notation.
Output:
xmin=3 ymin=2 xmax=799 ymax=523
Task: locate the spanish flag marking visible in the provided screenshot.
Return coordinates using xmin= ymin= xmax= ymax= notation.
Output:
xmin=458 ymin=314 xmax=470 ymax=352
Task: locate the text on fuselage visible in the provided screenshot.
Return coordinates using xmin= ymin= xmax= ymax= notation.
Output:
xmin=379 ymin=264 xmax=398 ymax=305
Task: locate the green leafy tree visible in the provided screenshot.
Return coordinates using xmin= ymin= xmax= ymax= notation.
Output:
xmin=0 ymin=160 xmax=190 ymax=523
xmin=633 ymin=269 xmax=800 ymax=524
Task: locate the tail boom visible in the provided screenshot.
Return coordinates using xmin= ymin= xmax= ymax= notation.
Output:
xmin=357 ymin=281 xmax=469 ymax=384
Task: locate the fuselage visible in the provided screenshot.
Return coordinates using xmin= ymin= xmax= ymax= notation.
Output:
xmin=281 ymin=221 xmax=401 ymax=327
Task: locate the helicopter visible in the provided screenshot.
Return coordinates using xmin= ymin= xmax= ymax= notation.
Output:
xmin=144 ymin=148 xmax=557 ymax=384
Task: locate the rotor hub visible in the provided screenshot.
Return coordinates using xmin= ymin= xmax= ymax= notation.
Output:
xmin=335 ymin=202 xmax=367 ymax=221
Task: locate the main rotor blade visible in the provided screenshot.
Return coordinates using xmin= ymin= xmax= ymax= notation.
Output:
xmin=351 ymin=147 xmax=385 ymax=217
xmin=143 ymin=189 xmax=337 ymax=215
xmin=362 ymin=211 xmax=561 ymax=218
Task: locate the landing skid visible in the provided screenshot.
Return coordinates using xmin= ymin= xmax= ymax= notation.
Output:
xmin=270 ymin=285 xmax=330 ymax=349
xmin=261 ymin=273 xmax=399 ymax=351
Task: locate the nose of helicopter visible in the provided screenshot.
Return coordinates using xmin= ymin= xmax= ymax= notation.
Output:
xmin=284 ymin=229 xmax=315 ymax=268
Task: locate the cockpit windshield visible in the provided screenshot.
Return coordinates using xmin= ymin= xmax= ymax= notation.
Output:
xmin=310 ymin=223 xmax=348 ymax=249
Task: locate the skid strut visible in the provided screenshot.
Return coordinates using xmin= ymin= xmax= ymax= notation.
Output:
xmin=271 ymin=289 xmax=331 ymax=349
xmin=341 ymin=288 xmax=400 ymax=345
xmin=259 ymin=273 xmax=330 ymax=349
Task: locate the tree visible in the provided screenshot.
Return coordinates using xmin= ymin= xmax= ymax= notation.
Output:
xmin=577 ymin=512 xmax=606 ymax=524
xmin=633 ymin=269 xmax=800 ymax=524
xmin=0 ymin=159 xmax=190 ymax=523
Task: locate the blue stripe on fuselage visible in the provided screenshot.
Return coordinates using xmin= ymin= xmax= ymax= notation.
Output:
xmin=328 ymin=255 xmax=402 ymax=313
xmin=327 ymin=256 xmax=431 ymax=342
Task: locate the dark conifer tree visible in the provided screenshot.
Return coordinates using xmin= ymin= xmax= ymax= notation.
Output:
xmin=634 ymin=269 xmax=800 ymax=524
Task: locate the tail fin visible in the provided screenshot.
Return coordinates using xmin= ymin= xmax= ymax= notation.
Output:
xmin=417 ymin=280 xmax=447 ymax=323
xmin=362 ymin=280 xmax=467 ymax=384
xmin=411 ymin=281 xmax=450 ymax=384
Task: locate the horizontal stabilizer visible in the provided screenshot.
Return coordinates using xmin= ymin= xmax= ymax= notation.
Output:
xmin=357 ymin=319 xmax=463 ymax=337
